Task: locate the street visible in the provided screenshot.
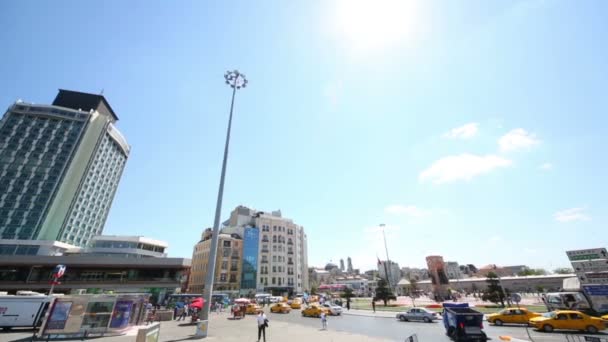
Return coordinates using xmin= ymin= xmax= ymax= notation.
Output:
xmin=1 ymin=311 xmax=607 ymax=342
xmin=270 ymin=311 xmax=608 ymax=342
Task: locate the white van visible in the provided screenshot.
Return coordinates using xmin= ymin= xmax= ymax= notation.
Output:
xmin=0 ymin=295 xmax=53 ymax=329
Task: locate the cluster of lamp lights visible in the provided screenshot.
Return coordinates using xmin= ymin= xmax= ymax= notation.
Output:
xmin=224 ymin=70 xmax=248 ymax=89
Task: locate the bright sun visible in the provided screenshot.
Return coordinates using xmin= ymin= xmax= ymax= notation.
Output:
xmin=334 ymin=0 xmax=422 ymax=51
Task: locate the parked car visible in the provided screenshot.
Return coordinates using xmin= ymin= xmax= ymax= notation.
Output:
xmin=301 ymin=304 xmax=329 ymax=318
xmin=245 ymin=304 xmax=261 ymax=315
xmin=321 ymin=303 xmax=342 ymax=316
xmin=270 ymin=303 xmax=291 ymax=314
xmin=487 ymin=308 xmax=541 ymax=326
xmin=396 ymin=307 xmax=439 ymax=323
xmin=529 ymin=310 xmax=606 ymax=333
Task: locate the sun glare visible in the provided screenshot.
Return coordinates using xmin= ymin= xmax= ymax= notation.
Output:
xmin=334 ymin=0 xmax=421 ymax=51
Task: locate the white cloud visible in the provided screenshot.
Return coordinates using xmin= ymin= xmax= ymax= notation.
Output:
xmin=554 ymin=208 xmax=591 ymax=223
xmin=419 ymin=154 xmax=512 ymax=184
xmin=443 ymin=123 xmax=479 ymax=140
xmin=498 ymin=128 xmax=540 ymax=152
xmin=385 ymin=205 xmax=430 ymax=217
xmin=540 ymin=162 xmax=553 ymax=171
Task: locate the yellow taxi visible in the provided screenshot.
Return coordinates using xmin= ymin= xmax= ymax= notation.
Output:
xmin=245 ymin=304 xmax=262 ymax=315
xmin=270 ymin=303 xmax=292 ymax=314
xmin=290 ymin=298 xmax=302 ymax=309
xmin=529 ymin=310 xmax=606 ymax=333
xmin=602 ymin=314 xmax=608 ymax=321
xmin=301 ymin=304 xmax=329 ymax=318
xmin=487 ymin=308 xmax=541 ymax=326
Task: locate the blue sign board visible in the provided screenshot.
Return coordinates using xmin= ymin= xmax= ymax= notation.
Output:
xmin=583 ymin=285 xmax=608 ymax=296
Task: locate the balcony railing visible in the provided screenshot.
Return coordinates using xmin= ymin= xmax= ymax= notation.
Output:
xmin=262 ymin=238 xmax=269 ymax=242
xmin=288 ymin=261 xmax=294 ymax=265
xmin=287 ymin=251 xmax=293 ymax=255
xmin=261 ymin=260 xmax=268 ymax=263
xmin=261 ymin=249 xmax=269 ymax=253
xmin=287 ymin=241 xmax=293 ymax=245
xmin=230 ymin=267 xmax=238 ymax=271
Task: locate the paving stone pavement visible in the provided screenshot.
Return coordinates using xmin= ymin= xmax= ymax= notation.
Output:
xmin=105 ymin=313 xmax=393 ymax=342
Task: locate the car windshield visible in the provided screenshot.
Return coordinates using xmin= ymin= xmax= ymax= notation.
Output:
xmin=543 ymin=312 xmax=556 ymax=318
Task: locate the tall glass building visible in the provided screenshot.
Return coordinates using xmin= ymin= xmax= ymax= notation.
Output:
xmin=240 ymin=226 xmax=259 ymax=292
xmin=0 ymin=90 xmax=130 ymax=251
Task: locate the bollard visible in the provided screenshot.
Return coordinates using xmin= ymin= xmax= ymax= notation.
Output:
xmin=195 ymin=320 xmax=208 ymax=338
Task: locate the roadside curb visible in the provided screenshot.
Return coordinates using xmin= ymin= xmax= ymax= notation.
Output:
xmin=342 ymin=311 xmax=396 ymax=319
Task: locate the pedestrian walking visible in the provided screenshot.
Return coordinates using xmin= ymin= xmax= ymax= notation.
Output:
xmin=372 ymin=300 xmax=376 ymax=313
xmin=178 ymin=303 xmax=188 ymax=321
xmin=320 ymin=312 xmax=327 ymax=330
xmin=256 ymin=310 xmax=268 ymax=342
xmin=346 ymin=299 xmax=350 ymax=311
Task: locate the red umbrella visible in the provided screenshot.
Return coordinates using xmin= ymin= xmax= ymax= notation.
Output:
xmin=190 ymin=297 xmax=205 ymax=310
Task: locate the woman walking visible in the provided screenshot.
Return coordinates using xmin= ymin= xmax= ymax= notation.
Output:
xmin=256 ymin=310 xmax=268 ymax=342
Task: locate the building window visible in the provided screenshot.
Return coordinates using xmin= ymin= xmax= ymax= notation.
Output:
xmin=221 ymin=261 xmax=228 ymax=270
xmin=272 ymin=277 xmax=276 ymax=284
xmin=220 ymin=274 xmax=227 ymax=282
xmin=273 ymin=266 xmax=276 ymax=272
xmin=223 ymin=248 xmax=230 ymax=257
xmin=223 ymin=240 xmax=231 ymax=247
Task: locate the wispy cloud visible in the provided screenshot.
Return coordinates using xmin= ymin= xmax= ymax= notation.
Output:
xmin=554 ymin=208 xmax=591 ymax=223
xmin=498 ymin=128 xmax=540 ymax=152
xmin=385 ymin=205 xmax=430 ymax=217
xmin=419 ymin=154 xmax=512 ymax=184
xmin=540 ymin=162 xmax=553 ymax=171
xmin=443 ymin=123 xmax=479 ymax=140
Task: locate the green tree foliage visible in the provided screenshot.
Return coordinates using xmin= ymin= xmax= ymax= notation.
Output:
xmin=374 ymin=279 xmax=396 ymax=306
xmin=341 ymin=287 xmax=355 ymax=303
xmin=518 ymin=267 xmax=547 ymax=276
xmin=481 ymin=272 xmax=505 ymax=307
xmin=553 ymin=267 xmax=574 ymax=274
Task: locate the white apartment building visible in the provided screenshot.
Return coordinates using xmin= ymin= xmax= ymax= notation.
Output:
xmin=226 ymin=206 xmax=309 ymax=295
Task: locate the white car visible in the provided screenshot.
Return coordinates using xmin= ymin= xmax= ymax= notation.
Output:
xmin=321 ymin=303 xmax=343 ymax=316
xmin=395 ymin=307 xmax=440 ymax=323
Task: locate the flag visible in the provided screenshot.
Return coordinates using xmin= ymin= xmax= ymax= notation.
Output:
xmin=377 ymin=257 xmax=382 ymax=266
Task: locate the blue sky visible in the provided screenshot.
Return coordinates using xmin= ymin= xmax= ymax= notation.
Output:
xmin=1 ymin=0 xmax=606 ymax=272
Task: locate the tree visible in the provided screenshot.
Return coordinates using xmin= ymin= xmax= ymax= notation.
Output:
xmin=374 ymin=279 xmax=396 ymax=306
xmin=409 ymin=278 xmax=419 ymax=307
xmin=481 ymin=272 xmax=505 ymax=307
xmin=341 ymin=287 xmax=355 ymax=304
xmin=311 ymin=284 xmax=318 ymax=295
xmin=553 ymin=267 xmax=573 ymax=274
xmin=518 ymin=267 xmax=547 ymax=276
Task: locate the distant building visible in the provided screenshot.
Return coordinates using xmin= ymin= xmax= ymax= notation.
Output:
xmin=189 ymin=205 xmax=309 ymax=296
xmin=401 ymin=267 xmax=429 ymax=281
xmin=446 ymin=261 xmax=463 ymax=280
xmin=378 ymin=260 xmax=400 ymax=288
xmin=332 ymin=275 xmax=377 ymax=296
xmin=414 ymin=274 xmax=575 ymax=293
xmin=80 ymin=235 xmax=168 ymax=258
xmin=0 ymin=90 xmax=129 ymax=248
xmin=477 ymin=264 xmax=529 ymax=277
xmin=347 ymin=257 xmax=353 ymax=273
xmin=340 ymin=259 xmax=345 ymax=271
xmin=310 ymin=268 xmax=332 ymax=285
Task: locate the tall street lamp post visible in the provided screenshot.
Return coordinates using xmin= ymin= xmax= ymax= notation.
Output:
xmin=200 ymin=70 xmax=248 ymax=329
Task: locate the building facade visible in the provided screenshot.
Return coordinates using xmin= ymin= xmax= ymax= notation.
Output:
xmin=378 ymin=260 xmax=401 ymax=289
xmin=426 ymin=255 xmax=450 ymax=300
xmin=189 ymin=231 xmax=243 ymax=294
xmin=83 ymin=235 xmax=168 ymax=258
xmin=0 ymin=90 xmax=129 ymax=248
xmin=446 ymin=261 xmax=463 ymax=280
